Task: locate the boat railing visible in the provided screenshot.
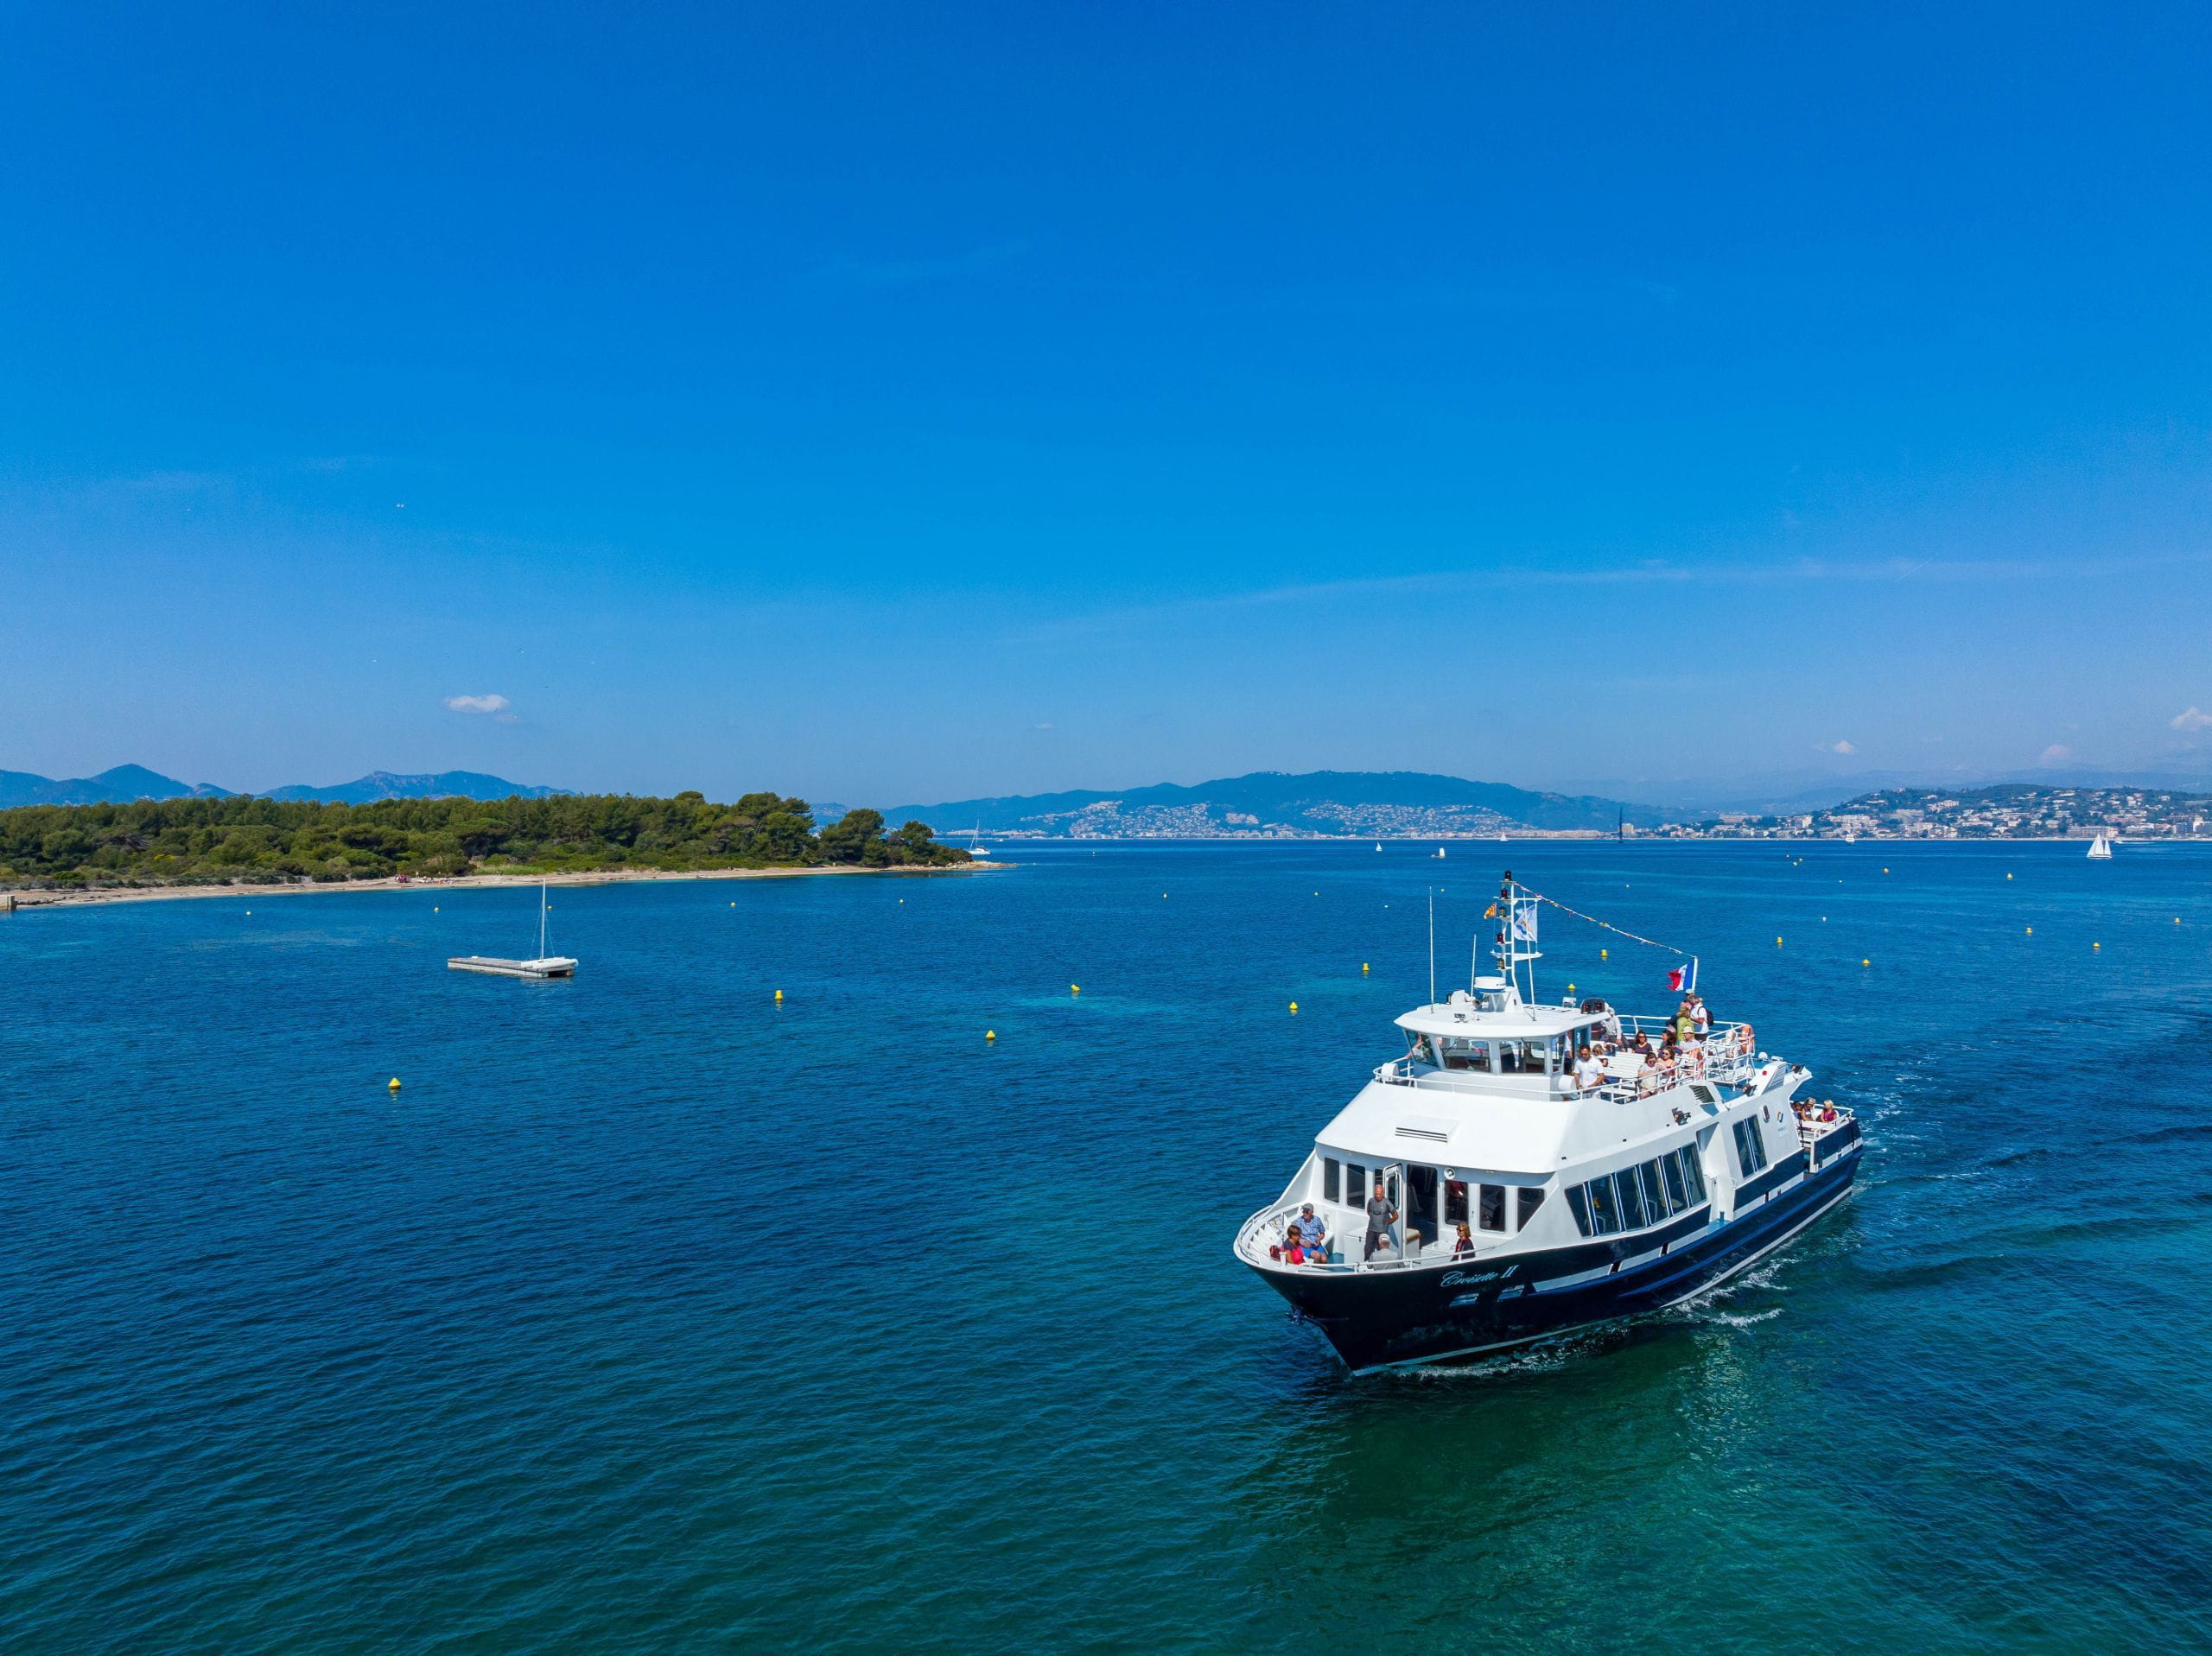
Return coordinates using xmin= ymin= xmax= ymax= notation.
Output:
xmin=1378 ymin=1024 xmax=1758 ymax=1098
xmin=1233 ymin=1202 xmax=1501 ymax=1274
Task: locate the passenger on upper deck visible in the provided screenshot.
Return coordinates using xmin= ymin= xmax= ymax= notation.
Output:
xmin=1689 ymin=993 xmax=1712 ymax=1037
xmin=1625 ymin=1030 xmax=1654 ymax=1060
xmin=1288 ymin=1203 xmax=1328 ymax=1254
xmin=1573 ymin=1044 xmax=1604 ymax=1092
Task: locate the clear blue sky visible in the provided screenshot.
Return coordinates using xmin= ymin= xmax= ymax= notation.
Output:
xmin=4 ymin=3 xmax=2209 ymax=805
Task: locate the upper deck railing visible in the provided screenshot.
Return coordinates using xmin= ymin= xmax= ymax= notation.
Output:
xmin=1372 ymin=1021 xmax=1760 ymax=1099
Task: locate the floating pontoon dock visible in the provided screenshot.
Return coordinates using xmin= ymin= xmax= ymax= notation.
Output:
xmin=447 ymin=955 xmax=577 ymax=979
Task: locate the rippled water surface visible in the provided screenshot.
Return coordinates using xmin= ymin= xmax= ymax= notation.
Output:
xmin=4 ymin=841 xmax=2209 ymax=1653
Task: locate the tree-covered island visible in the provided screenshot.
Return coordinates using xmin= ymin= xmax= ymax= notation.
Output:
xmin=0 ymin=792 xmax=972 ymax=889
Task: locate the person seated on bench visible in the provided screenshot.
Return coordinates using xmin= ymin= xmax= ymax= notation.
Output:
xmin=1288 ymin=1202 xmax=1329 ymax=1257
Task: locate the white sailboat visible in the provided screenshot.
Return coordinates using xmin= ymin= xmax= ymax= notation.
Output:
xmin=448 ymin=880 xmax=579 ymax=978
xmin=2087 ymin=834 xmax=2113 ymax=860
xmin=967 ymin=822 xmax=991 ymax=860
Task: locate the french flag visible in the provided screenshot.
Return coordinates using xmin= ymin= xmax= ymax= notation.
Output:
xmin=1668 ymin=959 xmax=1698 ymax=993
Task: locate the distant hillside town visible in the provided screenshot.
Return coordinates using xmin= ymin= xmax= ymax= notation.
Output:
xmin=967 ymin=783 xmax=2211 ymax=841
xmin=1648 ymin=784 xmax=2210 ymax=841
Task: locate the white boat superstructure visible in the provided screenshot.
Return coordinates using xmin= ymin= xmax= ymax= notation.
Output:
xmin=1232 ymin=870 xmax=1863 ymax=1371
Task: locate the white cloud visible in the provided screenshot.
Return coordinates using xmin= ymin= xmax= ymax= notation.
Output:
xmin=444 ymin=694 xmax=511 ymax=715
xmin=2039 ymin=744 xmax=2073 ymax=765
xmin=1032 ymin=721 xmax=1055 ymax=731
xmin=1813 ymin=739 xmax=1856 ymax=755
xmin=2171 ymin=707 xmax=2212 ymax=731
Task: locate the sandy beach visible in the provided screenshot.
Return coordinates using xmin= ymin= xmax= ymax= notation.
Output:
xmin=2 ymin=860 xmax=1007 ymax=910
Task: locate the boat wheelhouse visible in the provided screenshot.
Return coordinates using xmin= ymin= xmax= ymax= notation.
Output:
xmin=1233 ymin=872 xmax=1862 ymax=1372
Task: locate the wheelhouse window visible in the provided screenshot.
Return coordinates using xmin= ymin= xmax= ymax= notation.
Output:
xmin=1324 ymin=1158 xmax=1341 ymax=1204
xmin=1637 ymin=1160 xmax=1669 ymax=1220
xmin=1497 ymin=1038 xmax=1547 ymax=1074
xmin=1517 ymin=1187 xmax=1547 ymax=1228
xmin=1346 ymin=1164 xmax=1368 ymax=1205
xmin=1566 ymin=1184 xmax=1592 ymax=1236
xmin=1478 ymin=1184 xmax=1506 ymax=1232
xmin=1440 ymin=1037 xmax=1491 ymax=1072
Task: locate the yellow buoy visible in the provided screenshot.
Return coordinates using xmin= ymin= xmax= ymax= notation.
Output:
xmin=2007 ymin=872 xmax=2013 ymax=879
xmin=1600 ymin=948 xmax=1608 ymax=959
xmin=774 ymin=988 xmax=784 ymax=1001
xmin=2025 ymin=927 xmax=2032 ymax=935
xmin=1362 ymin=962 xmax=1369 ymax=974
xmin=986 ymin=1029 xmax=995 ymax=1041
xmin=388 ymin=1077 xmax=401 ymax=1091
xmin=1861 ymin=958 xmax=1870 ymax=967
xmin=1776 ymin=936 xmax=1783 ymax=946
xmin=1289 ymin=1001 xmax=1299 ymax=1013
xmin=1071 ymin=984 xmax=1080 ymax=994
xmin=2094 ymin=942 xmax=2101 ymax=949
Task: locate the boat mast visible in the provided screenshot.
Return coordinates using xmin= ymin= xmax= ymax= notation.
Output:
xmin=1494 ymin=869 xmax=1542 ymax=1004
xmin=1427 ymin=887 xmax=1436 ymax=1007
xmin=539 ymin=879 xmax=548 ymax=960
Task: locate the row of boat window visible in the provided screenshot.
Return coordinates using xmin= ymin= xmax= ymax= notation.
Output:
xmin=1322 ymin=1157 xmax=1547 ymax=1234
xmin=1563 ymin=1145 xmax=1708 ymax=1238
xmin=1417 ymin=1025 xmax=1606 ymax=1075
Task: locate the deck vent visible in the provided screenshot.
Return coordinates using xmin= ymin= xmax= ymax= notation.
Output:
xmin=1690 ymin=1083 xmax=1719 ymax=1105
xmin=1395 ymin=1116 xmax=1453 ymax=1143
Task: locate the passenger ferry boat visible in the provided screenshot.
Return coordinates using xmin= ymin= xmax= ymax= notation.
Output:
xmin=1233 ymin=872 xmax=1863 ymax=1372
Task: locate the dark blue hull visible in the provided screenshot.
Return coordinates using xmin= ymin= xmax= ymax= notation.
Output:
xmin=1255 ymin=1139 xmax=1863 ymax=1372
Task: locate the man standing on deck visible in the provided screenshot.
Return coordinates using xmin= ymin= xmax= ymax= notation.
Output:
xmin=1364 ymin=1179 xmax=1399 ymax=1259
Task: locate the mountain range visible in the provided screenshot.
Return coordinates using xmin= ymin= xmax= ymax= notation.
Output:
xmin=0 ymin=765 xmax=562 ymax=809
xmin=877 ymin=771 xmax=1671 ymax=836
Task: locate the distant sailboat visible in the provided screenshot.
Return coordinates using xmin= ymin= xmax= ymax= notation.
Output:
xmin=2087 ymin=834 xmax=2113 ymax=860
xmin=967 ymin=822 xmax=991 ymax=860
xmin=448 ymin=880 xmax=578 ymax=978
xmin=1375 ymin=842 xmax=1382 ymax=852
xmin=1434 ymin=847 xmax=1446 ymax=859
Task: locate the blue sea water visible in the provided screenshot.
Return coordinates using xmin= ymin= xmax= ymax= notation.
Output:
xmin=3 ymin=841 xmax=2209 ymax=1653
